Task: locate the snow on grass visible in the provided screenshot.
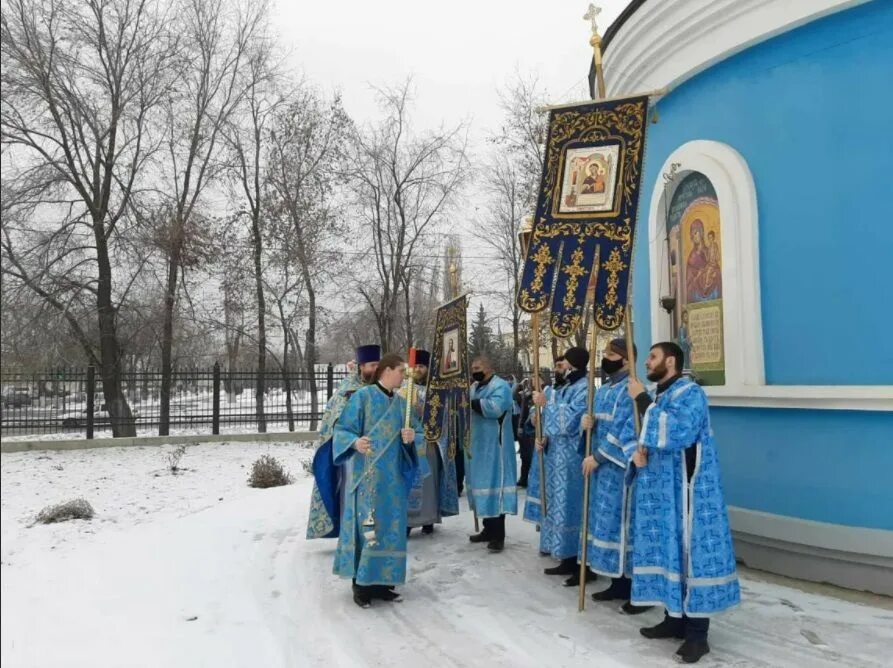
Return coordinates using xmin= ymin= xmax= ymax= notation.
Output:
xmin=2 ymin=443 xmax=892 ymax=668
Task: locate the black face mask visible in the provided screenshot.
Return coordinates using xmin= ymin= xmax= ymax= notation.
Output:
xmin=601 ymin=357 xmax=624 ymax=375
xmin=472 ymin=371 xmax=485 ymax=383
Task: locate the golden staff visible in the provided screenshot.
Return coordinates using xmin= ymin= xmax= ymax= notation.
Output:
xmin=519 ymin=217 xmax=547 ymax=520
xmin=450 ymin=255 xmax=480 ymax=534
xmin=578 ymin=248 xmax=601 ymax=611
xmin=405 ymin=347 xmax=416 ymax=429
xmin=625 ymin=304 xmax=643 ymax=446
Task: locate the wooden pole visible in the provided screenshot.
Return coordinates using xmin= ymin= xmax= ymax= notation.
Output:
xmin=577 ymin=319 xmax=599 ymax=611
xmin=531 ymin=312 xmax=547 ymax=519
xmin=624 ymin=304 xmax=643 ymax=447
xmin=451 ymin=258 xmax=479 ymax=534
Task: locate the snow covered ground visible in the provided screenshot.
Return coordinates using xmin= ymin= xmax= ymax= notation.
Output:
xmin=2 ymin=442 xmax=892 ymax=668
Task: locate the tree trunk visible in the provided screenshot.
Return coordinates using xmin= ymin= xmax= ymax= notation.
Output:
xmin=251 ymin=214 xmax=267 ymax=433
xmin=305 ymin=285 xmax=319 ymax=431
xmin=95 ymin=230 xmax=135 ymax=437
xmin=282 ymin=323 xmax=294 ymax=432
xmin=159 ymin=247 xmax=179 ymax=436
xmin=403 ymin=275 xmax=413 ymax=349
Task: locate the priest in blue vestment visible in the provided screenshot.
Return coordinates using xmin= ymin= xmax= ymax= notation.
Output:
xmin=466 ymin=356 xmax=518 ymax=552
xmin=627 ymin=341 xmax=740 ymax=664
xmin=332 ymin=353 xmax=424 ymax=608
xmin=579 ymin=339 xmax=651 ymax=612
xmin=523 ymin=357 xmax=567 ymax=528
xmin=306 ymin=344 xmax=380 ymax=539
xmin=406 ymin=349 xmax=459 ymax=536
xmin=532 ymin=347 xmax=596 ymax=585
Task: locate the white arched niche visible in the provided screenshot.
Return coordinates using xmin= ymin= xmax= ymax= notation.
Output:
xmin=647 ymin=139 xmax=765 ymax=395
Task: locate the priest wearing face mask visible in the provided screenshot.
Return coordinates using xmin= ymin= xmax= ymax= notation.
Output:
xmin=466 ymin=356 xmax=518 ymax=552
xmin=627 ymin=342 xmax=740 ymax=665
xmin=523 ymin=355 xmax=568 ymax=527
xmin=307 ymin=345 xmax=381 ymax=540
xmin=531 ymin=347 xmax=596 ymax=585
xmin=579 ymin=339 xmax=651 ymax=610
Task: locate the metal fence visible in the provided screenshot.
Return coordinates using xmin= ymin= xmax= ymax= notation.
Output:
xmin=0 ymin=364 xmax=350 ymax=440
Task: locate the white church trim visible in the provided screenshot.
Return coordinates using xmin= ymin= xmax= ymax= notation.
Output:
xmin=603 ymin=0 xmax=873 ymax=97
xmin=646 ymin=140 xmax=893 ymax=412
xmin=647 ymin=140 xmax=762 ymax=388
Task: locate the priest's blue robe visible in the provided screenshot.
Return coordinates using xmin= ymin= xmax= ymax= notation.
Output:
xmin=522 ymin=385 xmax=556 ymax=526
xmin=306 ymin=373 xmax=364 ymax=539
xmin=539 ymin=375 xmax=588 ymax=559
xmin=404 ymin=385 xmax=457 ymax=525
xmin=579 ymin=374 xmax=639 ymax=577
xmin=466 ymin=375 xmax=518 ymax=518
xmin=630 ymin=377 xmax=740 ymax=617
xmin=332 ymin=384 xmax=422 ymax=586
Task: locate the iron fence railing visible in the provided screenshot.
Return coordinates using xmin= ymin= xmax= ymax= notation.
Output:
xmin=0 ymin=364 xmax=350 ymax=439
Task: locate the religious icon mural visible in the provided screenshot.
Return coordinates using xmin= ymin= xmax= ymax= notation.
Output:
xmin=441 ymin=326 xmax=460 ymax=377
xmin=558 ymin=144 xmax=621 ymax=214
xmin=666 ymin=172 xmax=726 ymax=385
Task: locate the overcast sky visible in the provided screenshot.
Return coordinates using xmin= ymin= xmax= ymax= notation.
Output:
xmin=272 ymin=0 xmax=628 ymax=329
xmin=274 ymin=0 xmax=626 ymax=138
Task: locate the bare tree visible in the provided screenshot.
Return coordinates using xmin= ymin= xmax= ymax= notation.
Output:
xmin=1 ymin=0 xmax=175 ymax=436
xmin=473 ymin=72 xmax=549 ymax=368
xmin=266 ymin=86 xmax=351 ymax=430
xmin=156 ymin=0 xmax=268 ymax=435
xmin=471 ymin=155 xmax=528 ymax=373
xmin=224 ymin=35 xmax=280 ymax=432
xmin=353 ymin=81 xmax=470 ymax=351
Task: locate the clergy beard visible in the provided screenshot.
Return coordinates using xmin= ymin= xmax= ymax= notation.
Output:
xmin=361 ymin=371 xmax=375 ymax=384
xmin=646 ymin=361 xmax=668 ymax=383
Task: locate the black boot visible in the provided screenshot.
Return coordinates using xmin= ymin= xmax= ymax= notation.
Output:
xmin=674 ymin=640 xmax=710 ymax=664
xmin=422 ymin=524 xmax=434 ymax=534
xmin=469 ymin=530 xmax=490 ymax=543
xmin=592 ymin=576 xmax=632 ymax=601
xmin=352 ymin=583 xmax=372 ymax=609
xmin=487 ymin=538 xmax=504 ymax=552
xmin=620 ymin=601 xmax=653 ymax=615
xmin=640 ymin=617 xmax=685 ymax=640
xmin=544 ymin=557 xmax=577 ymax=576
xmin=563 ymin=568 xmax=597 ymax=587
xmin=371 ymin=585 xmax=402 ymax=602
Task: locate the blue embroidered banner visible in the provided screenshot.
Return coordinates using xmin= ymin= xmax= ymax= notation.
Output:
xmin=422 ymin=294 xmax=470 ymax=460
xmin=517 ymin=95 xmax=650 ymax=334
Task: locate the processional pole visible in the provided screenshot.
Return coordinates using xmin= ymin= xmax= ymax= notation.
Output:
xmin=577 ymin=253 xmax=601 ymax=611
xmin=450 ymin=255 xmax=479 ymax=534
xmin=519 ymin=217 xmax=547 ymax=520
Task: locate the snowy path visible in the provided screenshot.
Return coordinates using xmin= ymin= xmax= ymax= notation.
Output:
xmin=2 ymin=444 xmax=892 ymax=667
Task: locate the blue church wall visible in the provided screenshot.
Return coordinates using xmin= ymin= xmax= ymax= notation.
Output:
xmin=633 ymin=0 xmax=893 ymax=387
xmin=629 ymin=1 xmax=893 ymax=528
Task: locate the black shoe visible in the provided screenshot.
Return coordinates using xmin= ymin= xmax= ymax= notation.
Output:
xmin=422 ymin=524 xmax=434 ymax=534
xmin=563 ymin=568 xmax=597 ymax=587
xmin=674 ymin=640 xmax=710 ymax=664
xmin=640 ymin=617 xmax=685 ymax=639
xmin=469 ymin=531 xmax=490 ymax=543
xmin=591 ymin=583 xmax=629 ymax=602
xmin=544 ymin=559 xmax=577 ymax=576
xmin=620 ymin=601 xmax=653 ymax=615
xmin=371 ymin=585 xmax=402 ymax=602
xmin=353 ymin=590 xmax=372 ymax=609
xmin=487 ymin=538 xmax=504 ymax=552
